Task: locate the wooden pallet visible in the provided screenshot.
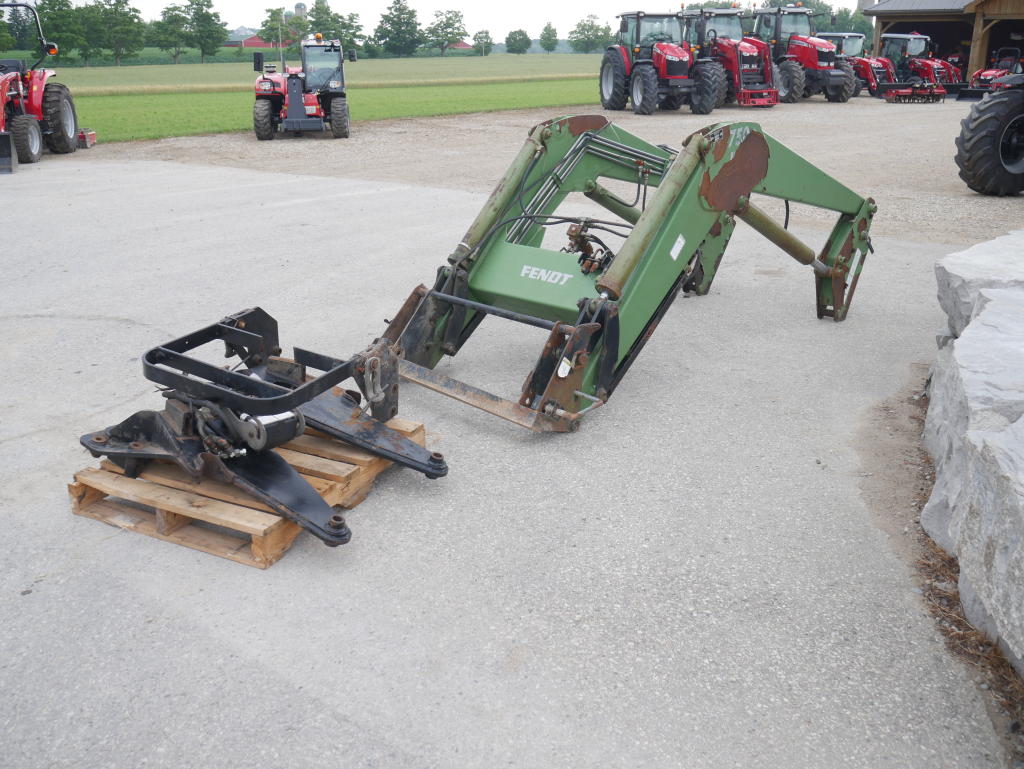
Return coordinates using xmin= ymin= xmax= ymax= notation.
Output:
xmin=68 ymin=418 xmax=426 ymax=569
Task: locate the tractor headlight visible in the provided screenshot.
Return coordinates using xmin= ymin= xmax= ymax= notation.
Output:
xmin=258 ymin=80 xmax=273 ymax=92
xmin=329 ymin=80 xmax=341 ymax=88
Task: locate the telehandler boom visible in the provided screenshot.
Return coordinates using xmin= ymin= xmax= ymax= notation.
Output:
xmin=387 ymin=115 xmax=876 ymax=432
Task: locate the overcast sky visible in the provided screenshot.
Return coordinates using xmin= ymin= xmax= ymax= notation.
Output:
xmin=126 ymin=1 xmax=858 ymax=38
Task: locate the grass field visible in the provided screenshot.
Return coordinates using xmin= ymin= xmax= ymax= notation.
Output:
xmin=75 ymin=78 xmax=598 ymax=142
xmin=59 ymin=54 xmax=602 ymax=142
xmin=56 ymin=54 xmax=600 ymax=95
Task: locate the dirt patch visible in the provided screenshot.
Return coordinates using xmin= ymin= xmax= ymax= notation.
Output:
xmin=857 ymin=367 xmax=1024 ymax=764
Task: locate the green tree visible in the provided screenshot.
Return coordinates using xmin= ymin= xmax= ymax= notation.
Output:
xmin=259 ymin=7 xmax=307 ymax=52
xmin=307 ymin=2 xmax=363 ymax=49
xmin=76 ymin=2 xmax=107 ymax=65
xmin=374 ymin=0 xmax=420 ymax=57
xmin=568 ymin=15 xmax=611 ymax=54
xmin=5 ymin=7 xmax=34 ymax=48
xmin=35 ymin=0 xmax=85 ymax=60
xmin=832 ymin=7 xmax=872 ymax=37
xmin=99 ymin=0 xmax=146 ymax=65
xmin=472 ymin=29 xmax=492 ymax=56
xmin=185 ymin=0 xmax=227 ymax=63
xmin=423 ymin=10 xmax=466 ymax=56
xmin=150 ymin=3 xmax=190 ymax=63
xmin=539 ymin=21 xmax=557 ymax=53
xmin=0 ymin=24 xmax=14 ymax=52
xmin=504 ymin=28 xmax=530 ymax=54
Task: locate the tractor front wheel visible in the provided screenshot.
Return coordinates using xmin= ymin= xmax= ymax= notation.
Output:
xmin=600 ymin=50 xmax=629 ymax=110
xmin=630 ymin=66 xmax=658 ymax=115
xmin=253 ymin=99 xmax=276 ymax=141
xmin=690 ymin=61 xmax=726 ymax=115
xmin=776 ymin=60 xmax=804 ymax=103
xmin=852 ymin=77 xmax=863 ymax=97
xmin=825 ymin=61 xmax=856 ymax=103
xmin=330 ymin=97 xmax=350 ymax=138
xmin=42 ymin=83 xmax=78 ymax=154
xmin=955 ymin=89 xmax=1024 ymax=196
xmin=11 ymin=115 xmax=42 ymax=164
xmin=659 ymin=91 xmax=685 ymax=110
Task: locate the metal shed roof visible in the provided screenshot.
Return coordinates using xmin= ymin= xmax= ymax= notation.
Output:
xmin=863 ymin=0 xmax=972 ymax=16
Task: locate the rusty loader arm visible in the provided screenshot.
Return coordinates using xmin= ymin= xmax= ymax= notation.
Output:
xmin=387 ymin=115 xmax=876 ymax=432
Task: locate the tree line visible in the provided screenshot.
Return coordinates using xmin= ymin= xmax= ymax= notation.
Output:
xmin=2 ymin=0 xmax=872 ymax=64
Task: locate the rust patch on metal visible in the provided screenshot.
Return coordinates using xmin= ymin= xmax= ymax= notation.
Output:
xmin=711 ymin=126 xmax=731 ymax=163
xmin=699 ymin=131 xmax=770 ymax=213
xmin=709 ymin=219 xmax=723 ymax=237
xmin=555 ymin=114 xmax=610 ymax=136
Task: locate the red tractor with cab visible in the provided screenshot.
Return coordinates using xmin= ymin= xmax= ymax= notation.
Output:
xmin=253 ymin=33 xmax=355 ymax=140
xmin=0 ymin=2 xmax=81 ymax=172
xmin=817 ymin=32 xmax=896 ymax=96
xmin=599 ymin=11 xmax=724 ymax=115
xmin=959 ymin=47 xmax=1023 ymax=100
xmin=682 ymin=7 xmax=777 ymax=107
xmin=750 ymin=5 xmax=855 ymax=103
xmin=877 ymin=32 xmax=962 ymax=88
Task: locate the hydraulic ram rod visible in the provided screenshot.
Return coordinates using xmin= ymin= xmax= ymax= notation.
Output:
xmin=735 ymin=196 xmax=835 ymax=278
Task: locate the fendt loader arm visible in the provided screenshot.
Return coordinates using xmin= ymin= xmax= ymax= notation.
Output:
xmin=387 ymin=115 xmax=876 ymax=432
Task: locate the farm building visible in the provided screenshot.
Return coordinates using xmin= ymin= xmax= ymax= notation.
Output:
xmin=225 ymin=34 xmax=282 ymax=48
xmin=863 ymin=0 xmax=1024 ymax=73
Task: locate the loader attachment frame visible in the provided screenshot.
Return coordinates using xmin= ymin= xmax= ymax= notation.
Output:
xmin=387 ymin=115 xmax=876 ymax=432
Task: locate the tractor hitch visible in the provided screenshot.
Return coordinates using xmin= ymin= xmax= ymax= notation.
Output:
xmin=81 ymin=308 xmax=446 ymax=546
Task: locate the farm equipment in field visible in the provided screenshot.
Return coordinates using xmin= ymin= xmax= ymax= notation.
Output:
xmin=955 ymin=74 xmax=1024 ymax=195
xmin=959 ymin=47 xmax=1023 ymax=101
xmin=252 ymin=32 xmax=356 ymax=140
xmin=749 ymin=5 xmax=855 ymax=103
xmin=817 ymin=32 xmax=896 ymax=97
xmin=385 ymin=115 xmax=876 ymax=432
xmin=0 ymin=2 xmax=85 ymax=173
xmin=80 ymin=308 xmax=447 ymax=547
xmin=599 ymin=11 xmax=725 ymax=115
xmin=875 ymin=32 xmax=963 ymax=97
xmin=682 ymin=7 xmax=778 ymax=107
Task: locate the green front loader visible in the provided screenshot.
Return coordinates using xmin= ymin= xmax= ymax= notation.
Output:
xmin=385 ymin=115 xmax=876 ymax=432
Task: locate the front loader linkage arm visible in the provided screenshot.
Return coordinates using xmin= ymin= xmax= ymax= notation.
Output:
xmin=387 ymin=115 xmax=876 ymax=432
xmin=81 ymin=308 xmax=447 ymax=547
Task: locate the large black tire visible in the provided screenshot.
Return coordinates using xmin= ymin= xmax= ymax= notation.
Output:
xmin=955 ymin=89 xmax=1024 ymax=196
xmin=659 ymin=91 xmax=685 ymax=110
xmin=42 ymin=83 xmax=77 ymax=154
xmin=690 ymin=61 xmax=726 ymax=115
xmin=776 ymin=60 xmax=804 ymax=103
xmin=852 ymin=77 xmax=863 ymax=97
xmin=630 ymin=65 xmax=658 ymax=115
xmin=329 ymin=97 xmax=350 ymax=138
xmin=599 ymin=49 xmax=629 ymax=110
xmin=825 ymin=61 xmax=856 ymax=102
xmin=253 ymin=99 xmax=276 ymax=140
xmin=11 ymin=114 xmax=42 ymax=164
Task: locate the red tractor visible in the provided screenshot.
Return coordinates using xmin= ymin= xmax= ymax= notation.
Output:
xmin=817 ymin=32 xmax=896 ymax=96
xmin=750 ymin=5 xmax=855 ymax=103
xmin=955 ymin=73 xmax=1024 ymax=195
xmin=599 ymin=11 xmax=725 ymax=115
xmin=877 ymin=33 xmax=962 ymax=87
xmin=959 ymin=47 xmax=1023 ymax=100
xmin=252 ymin=33 xmax=355 ymax=140
xmin=682 ymin=7 xmax=777 ymax=107
xmin=0 ymin=2 xmax=81 ymax=172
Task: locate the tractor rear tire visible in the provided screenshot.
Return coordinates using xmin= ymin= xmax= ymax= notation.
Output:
xmin=776 ymin=60 xmax=804 ymax=103
xmin=253 ymin=99 xmax=276 ymax=141
xmin=825 ymin=62 xmax=856 ymax=102
xmin=42 ymin=83 xmax=78 ymax=154
xmin=630 ymin=65 xmax=658 ymax=115
xmin=600 ymin=50 xmax=629 ymax=110
xmin=11 ymin=114 xmax=42 ymax=164
xmin=690 ymin=61 xmax=726 ymax=115
xmin=852 ymin=77 xmax=863 ymax=97
xmin=330 ymin=97 xmax=350 ymax=138
xmin=955 ymin=89 xmax=1024 ymax=196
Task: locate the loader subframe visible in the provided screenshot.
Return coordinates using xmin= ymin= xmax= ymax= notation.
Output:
xmin=387 ymin=115 xmax=876 ymax=432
